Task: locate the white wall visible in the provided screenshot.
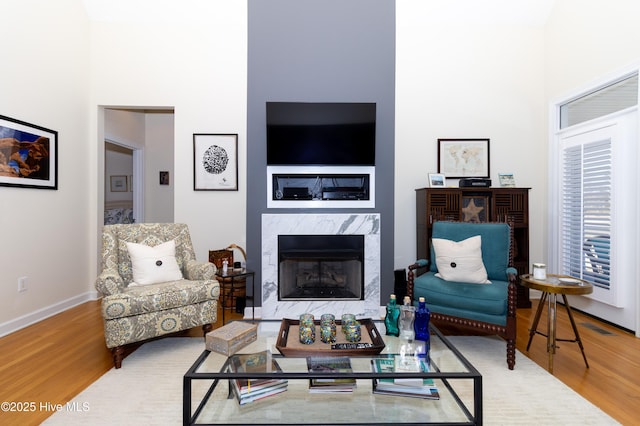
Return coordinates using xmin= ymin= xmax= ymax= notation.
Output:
xmin=545 ymin=0 xmax=640 ymax=98
xmin=88 ymin=1 xmax=248 ymax=268
xmin=105 ymin=109 xmax=145 ymax=147
xmin=0 ymin=0 xmax=91 ymax=333
xmin=144 ymin=113 xmax=175 ymax=223
xmin=394 ymin=2 xmax=548 ymax=270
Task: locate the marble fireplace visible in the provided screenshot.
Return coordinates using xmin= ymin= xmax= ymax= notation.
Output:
xmin=261 ymin=213 xmax=381 ymax=319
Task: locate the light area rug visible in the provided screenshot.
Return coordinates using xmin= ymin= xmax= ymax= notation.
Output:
xmin=43 ymin=336 xmax=619 ymax=425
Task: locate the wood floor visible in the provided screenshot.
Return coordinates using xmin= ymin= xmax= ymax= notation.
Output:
xmin=0 ymin=299 xmax=638 ymax=425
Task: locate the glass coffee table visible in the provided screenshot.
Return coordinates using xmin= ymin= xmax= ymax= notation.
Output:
xmin=184 ymin=320 xmax=482 ymax=425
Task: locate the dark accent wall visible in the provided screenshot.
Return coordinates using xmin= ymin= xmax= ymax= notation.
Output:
xmin=247 ymin=0 xmax=396 ymax=307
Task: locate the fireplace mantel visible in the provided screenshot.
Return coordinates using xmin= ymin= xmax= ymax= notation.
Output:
xmin=261 ymin=213 xmax=381 ymax=319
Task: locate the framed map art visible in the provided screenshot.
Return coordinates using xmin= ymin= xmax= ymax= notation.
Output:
xmin=437 ymin=138 xmax=490 ymax=179
xmin=193 ymin=133 xmax=238 ymax=191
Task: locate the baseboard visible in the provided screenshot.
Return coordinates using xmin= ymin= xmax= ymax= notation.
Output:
xmin=0 ymin=290 xmax=100 ymax=338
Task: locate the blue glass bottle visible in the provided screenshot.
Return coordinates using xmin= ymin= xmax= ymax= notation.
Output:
xmin=384 ymin=294 xmax=400 ymax=336
xmin=414 ymin=297 xmax=430 ymax=345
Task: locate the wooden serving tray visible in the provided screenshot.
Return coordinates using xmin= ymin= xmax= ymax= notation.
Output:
xmin=275 ymin=318 xmax=385 ymax=357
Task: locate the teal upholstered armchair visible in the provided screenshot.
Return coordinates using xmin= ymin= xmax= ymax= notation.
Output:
xmin=407 ymin=221 xmax=518 ymax=369
xmin=96 ymin=223 xmax=220 ymax=368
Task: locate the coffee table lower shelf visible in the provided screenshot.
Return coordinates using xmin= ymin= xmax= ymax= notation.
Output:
xmin=184 ymin=321 xmax=482 ymax=426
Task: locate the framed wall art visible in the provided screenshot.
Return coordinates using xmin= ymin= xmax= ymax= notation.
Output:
xmin=110 ymin=175 xmax=127 ymax=192
xmin=193 ymin=133 xmax=238 ymax=191
xmin=159 ymin=171 xmax=169 ymax=185
xmin=498 ymin=173 xmax=516 ymax=187
xmin=437 ymin=138 xmax=490 ymax=179
xmin=0 ymin=114 xmax=58 ymax=190
xmin=428 ymin=173 xmax=446 ymax=187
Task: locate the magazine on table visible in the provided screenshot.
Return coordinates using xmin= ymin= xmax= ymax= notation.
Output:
xmin=306 ymin=355 xmax=357 ymax=392
xmin=371 ymin=356 xmax=440 ymax=399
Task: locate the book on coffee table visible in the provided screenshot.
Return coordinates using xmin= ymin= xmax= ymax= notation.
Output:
xmin=228 ymin=350 xmax=287 ymax=404
xmin=306 ymin=355 xmax=356 ymax=393
xmin=371 ymin=356 xmax=440 ymax=399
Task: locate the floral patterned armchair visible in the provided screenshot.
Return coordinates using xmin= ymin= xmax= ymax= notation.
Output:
xmin=96 ymin=223 xmax=220 ymax=368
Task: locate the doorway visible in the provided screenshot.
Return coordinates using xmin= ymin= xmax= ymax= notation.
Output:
xmin=102 ymin=107 xmax=175 ymax=226
xmin=104 ymin=141 xmax=137 ymax=224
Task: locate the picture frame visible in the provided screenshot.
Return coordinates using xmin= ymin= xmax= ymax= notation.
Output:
xmin=110 ymin=175 xmax=128 ymax=192
xmin=159 ymin=171 xmax=169 ymax=185
xmin=462 ymin=195 xmax=489 ymax=223
xmin=437 ymin=138 xmax=490 ymax=179
xmin=193 ymin=133 xmax=238 ymax=191
xmin=498 ymin=173 xmax=516 ymax=187
xmin=428 ymin=173 xmax=446 ymax=187
xmin=0 ymin=114 xmax=58 ymax=190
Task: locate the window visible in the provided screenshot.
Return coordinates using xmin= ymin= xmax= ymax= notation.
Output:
xmin=561 ymin=140 xmax=611 ymax=289
xmin=552 ymin=71 xmax=638 ymax=314
xmin=560 ymin=73 xmax=638 ymax=129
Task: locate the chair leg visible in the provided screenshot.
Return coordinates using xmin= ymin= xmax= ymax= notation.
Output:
xmin=111 ymin=346 xmax=124 ymax=369
xmin=202 ymin=323 xmax=212 ymax=340
xmin=506 ymin=339 xmax=516 ymax=370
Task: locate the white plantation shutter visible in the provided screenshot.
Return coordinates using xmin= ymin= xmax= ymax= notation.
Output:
xmin=561 ymin=140 xmax=612 ymax=289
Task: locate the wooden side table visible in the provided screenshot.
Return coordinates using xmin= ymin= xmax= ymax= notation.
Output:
xmin=520 ymin=274 xmax=593 ymax=374
xmin=215 ymin=269 xmax=255 ymax=324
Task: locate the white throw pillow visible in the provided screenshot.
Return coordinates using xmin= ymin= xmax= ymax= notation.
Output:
xmin=126 ymin=240 xmax=183 ymax=286
xmin=432 ymin=235 xmax=491 ymax=284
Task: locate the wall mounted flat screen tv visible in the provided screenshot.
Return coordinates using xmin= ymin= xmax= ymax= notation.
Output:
xmin=266 ymin=102 xmax=376 ymax=166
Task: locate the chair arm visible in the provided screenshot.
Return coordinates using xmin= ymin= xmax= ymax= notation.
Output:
xmin=505 ymin=267 xmax=518 ymax=320
xmin=408 ymin=259 xmax=430 ymax=271
xmin=406 ymin=259 xmax=430 ymax=301
xmin=185 ymin=259 xmax=216 ymax=281
xmin=95 ymin=270 xmax=125 ymax=296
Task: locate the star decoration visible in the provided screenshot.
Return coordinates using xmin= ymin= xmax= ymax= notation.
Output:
xmin=462 ymin=199 xmax=484 ymax=222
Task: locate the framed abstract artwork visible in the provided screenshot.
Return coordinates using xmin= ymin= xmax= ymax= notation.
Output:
xmin=0 ymin=114 xmax=58 ymax=189
xmin=193 ymin=133 xmax=238 ymax=191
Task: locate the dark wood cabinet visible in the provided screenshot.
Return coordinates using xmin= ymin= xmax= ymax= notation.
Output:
xmin=416 ymin=187 xmax=531 ymax=308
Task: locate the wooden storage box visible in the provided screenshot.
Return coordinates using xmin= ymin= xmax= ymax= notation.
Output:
xmin=206 ymin=321 xmax=257 ymax=356
xmin=209 ymin=249 xmax=233 ymax=269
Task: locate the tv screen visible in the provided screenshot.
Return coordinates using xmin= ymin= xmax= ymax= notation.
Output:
xmin=266 ymin=102 xmax=376 ymax=166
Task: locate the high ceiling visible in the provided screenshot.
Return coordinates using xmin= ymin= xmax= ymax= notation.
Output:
xmin=82 ymin=0 xmax=556 ymax=26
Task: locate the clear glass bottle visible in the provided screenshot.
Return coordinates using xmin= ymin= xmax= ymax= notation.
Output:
xmin=384 ymin=294 xmax=400 ymax=336
xmin=399 ymin=296 xmax=415 ymax=341
xmin=414 ymin=296 xmax=431 ymax=348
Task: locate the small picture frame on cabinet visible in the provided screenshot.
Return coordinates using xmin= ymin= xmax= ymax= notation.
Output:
xmin=428 ymin=173 xmax=446 ymax=187
xmin=498 ymin=173 xmax=516 ymax=187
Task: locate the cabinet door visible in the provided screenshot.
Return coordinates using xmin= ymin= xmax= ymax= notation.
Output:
xmin=493 ymin=189 xmax=528 ymax=225
xmin=426 ymin=189 xmax=461 ymax=223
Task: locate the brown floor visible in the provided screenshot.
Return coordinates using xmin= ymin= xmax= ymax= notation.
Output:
xmin=0 ymin=299 xmax=638 ymax=425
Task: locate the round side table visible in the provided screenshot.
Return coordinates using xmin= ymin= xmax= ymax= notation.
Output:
xmin=520 ymin=274 xmax=593 ymax=374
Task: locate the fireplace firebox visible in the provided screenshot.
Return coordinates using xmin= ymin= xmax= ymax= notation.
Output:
xmin=278 ymin=234 xmax=364 ymax=301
